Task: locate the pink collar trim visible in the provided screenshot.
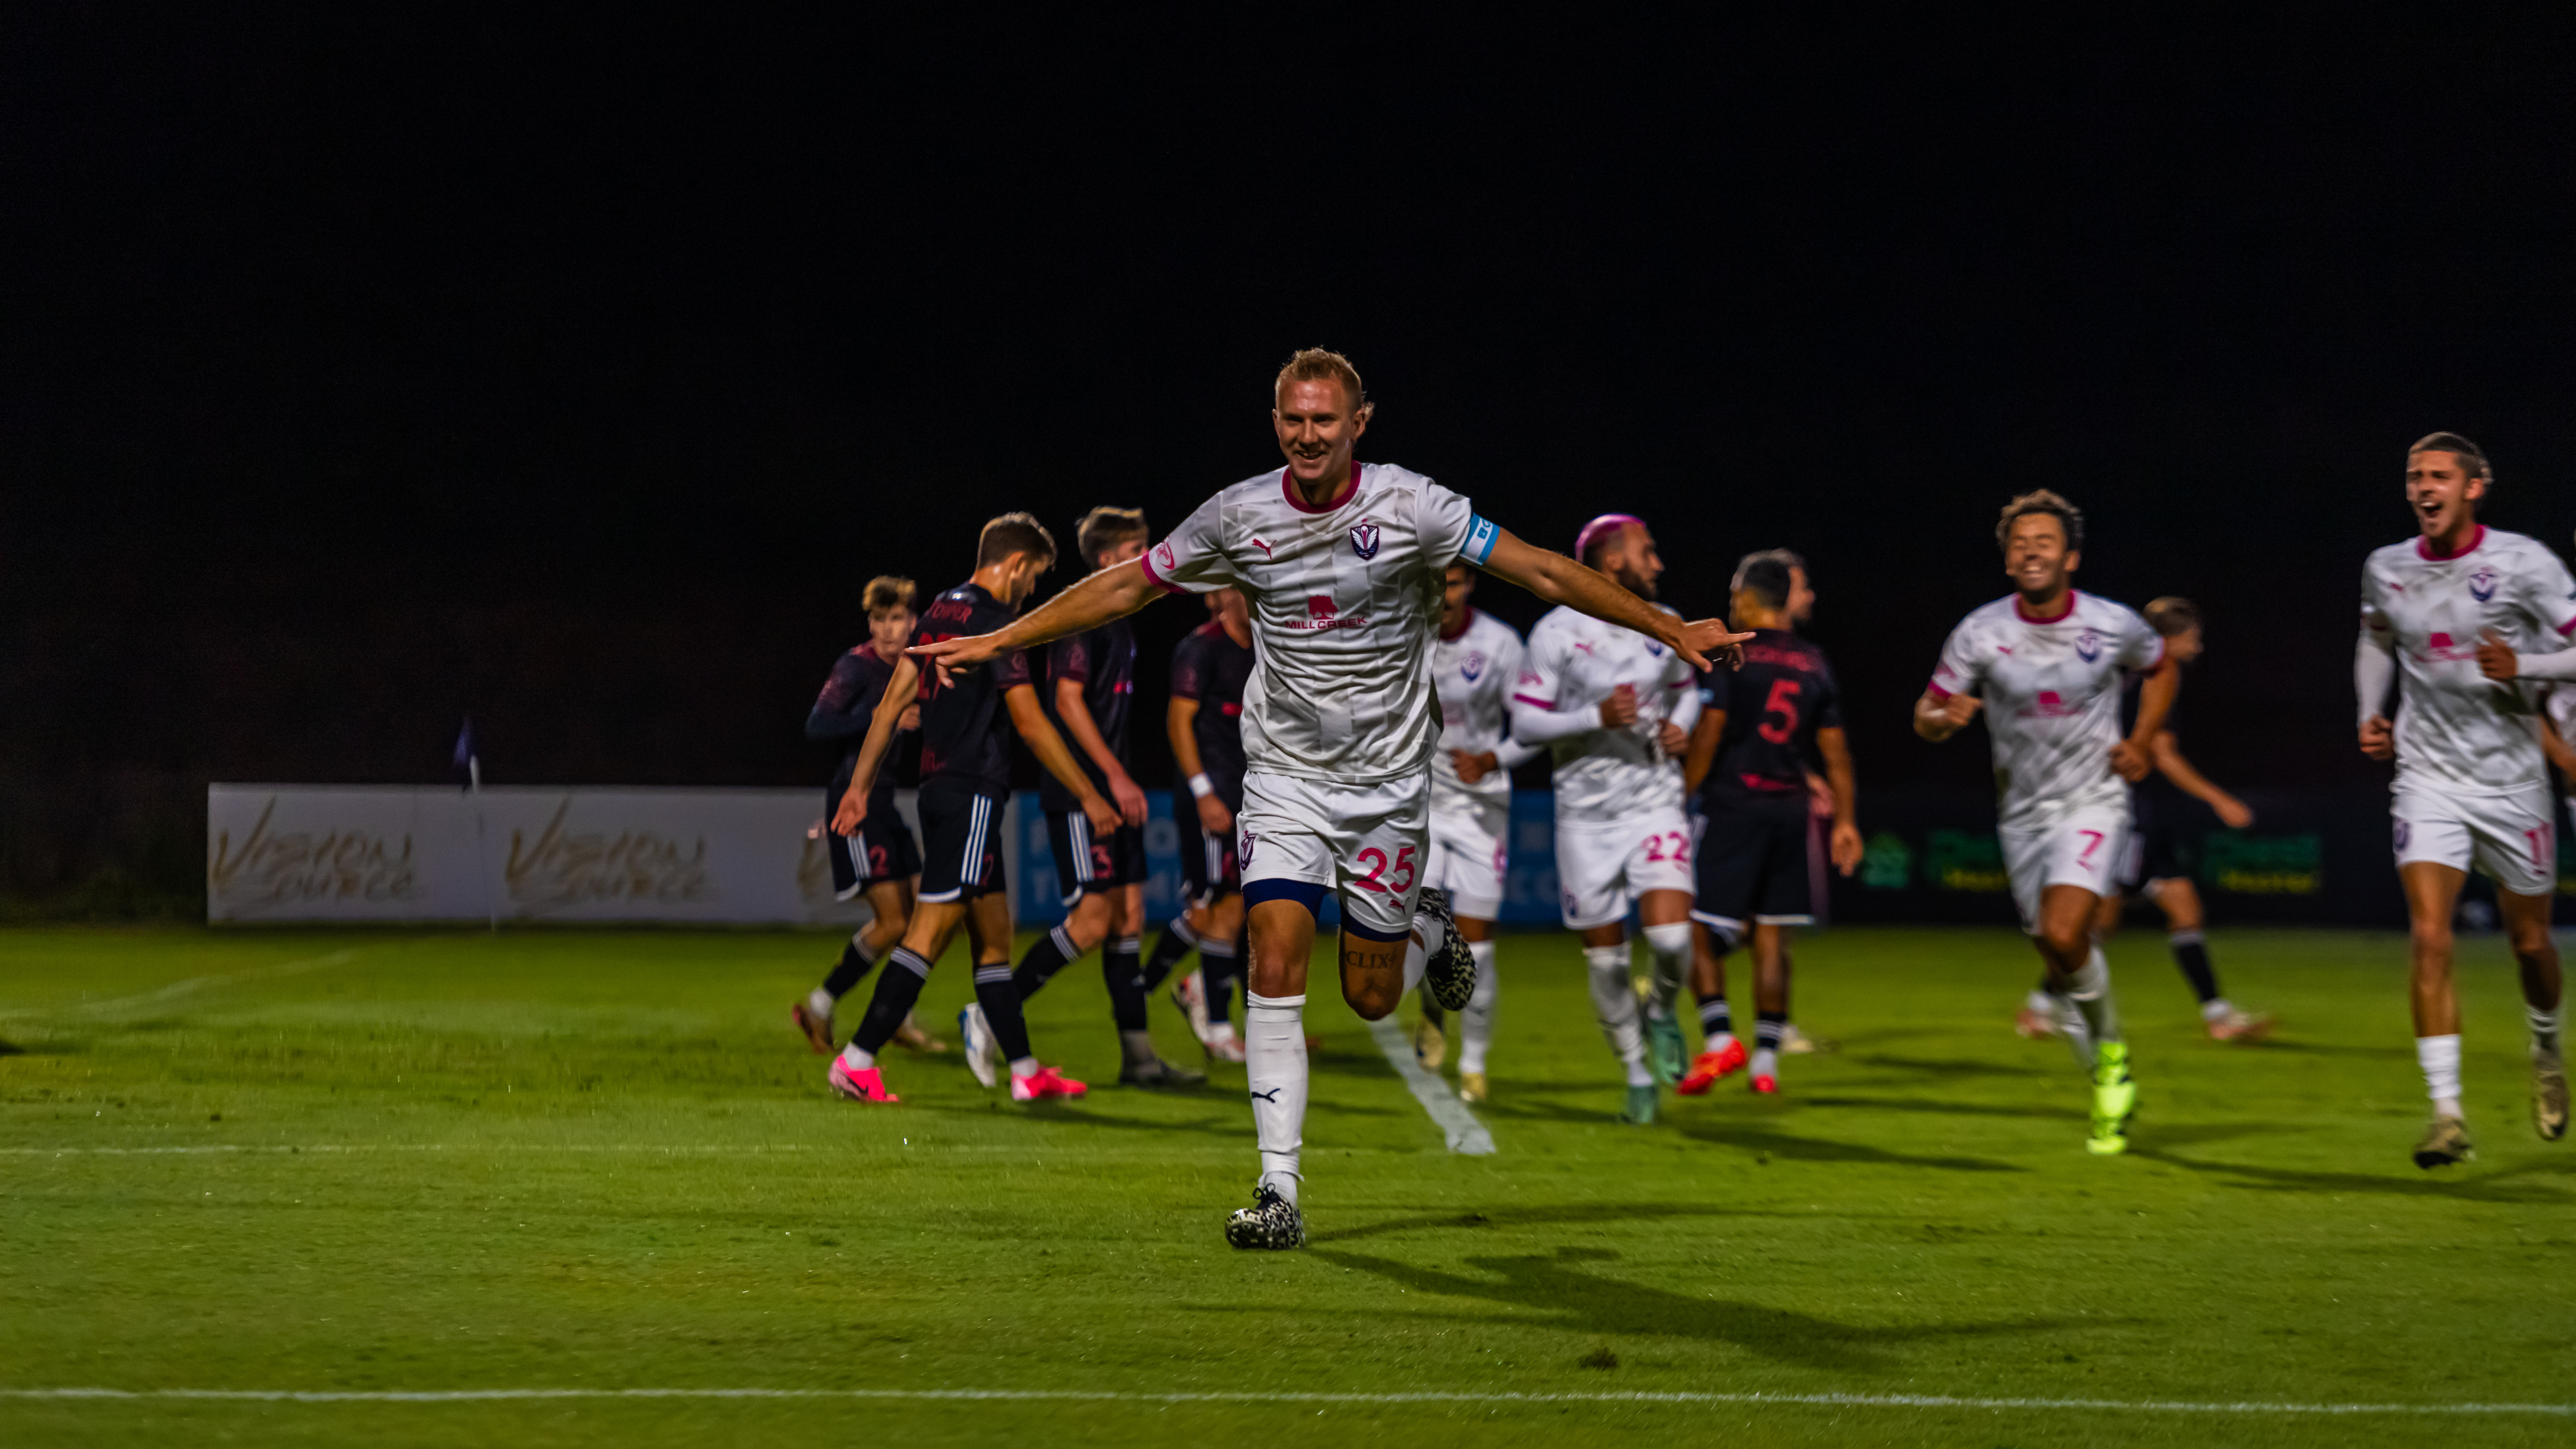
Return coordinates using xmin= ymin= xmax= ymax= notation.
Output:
xmin=2417 ymin=524 xmax=2486 ymax=561
xmin=1282 ymin=460 xmax=1361 ymax=515
xmin=2014 ymin=590 xmax=2078 ymax=624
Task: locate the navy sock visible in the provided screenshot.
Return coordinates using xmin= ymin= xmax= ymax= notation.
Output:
xmin=1754 ymin=1011 xmax=1786 ymax=1051
xmin=1141 ymin=917 xmax=1200 ymax=993
xmin=2169 ymin=930 xmax=2220 ymax=1005
xmin=1700 ymin=997 xmax=1734 ymax=1039
xmin=821 ymin=934 xmax=878 ymax=998
xmin=975 ymin=964 xmax=1035 ymax=1063
xmin=1200 ymin=939 xmax=1240 ymax=1028
xmin=1013 ymin=925 xmax=1081 ymax=1001
xmin=1104 ymin=936 xmax=1147 ymax=1032
xmin=851 ymin=948 xmax=931 ymax=1054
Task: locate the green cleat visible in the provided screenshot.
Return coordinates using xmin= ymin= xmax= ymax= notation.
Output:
xmin=2087 ymin=1040 xmax=2136 ymax=1156
xmin=1619 ymin=1083 xmax=1659 ymax=1125
xmin=1646 ymin=1011 xmax=1686 ymax=1085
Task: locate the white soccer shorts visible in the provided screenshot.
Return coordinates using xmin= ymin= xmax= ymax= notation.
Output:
xmin=1997 ymin=802 xmax=2130 ymax=932
xmin=2394 ymin=781 xmax=2556 ymax=898
xmin=1236 ymin=768 xmax=1430 ymax=939
xmin=1425 ymin=794 xmax=1509 ymax=923
xmin=1554 ymin=807 xmax=1696 ymax=930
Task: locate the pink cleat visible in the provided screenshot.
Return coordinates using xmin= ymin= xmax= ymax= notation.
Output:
xmin=1750 ymin=1073 xmax=1779 ymax=1096
xmin=827 ymin=1059 xmax=899 ymax=1103
xmin=1678 ymin=1039 xmax=1748 ymax=1096
xmin=1011 ymin=1065 xmax=1088 ymax=1102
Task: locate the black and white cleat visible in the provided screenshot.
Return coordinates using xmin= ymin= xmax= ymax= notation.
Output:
xmin=1224 ymin=1184 xmax=1306 ymax=1250
xmin=1416 ymin=887 xmax=1478 ymax=1012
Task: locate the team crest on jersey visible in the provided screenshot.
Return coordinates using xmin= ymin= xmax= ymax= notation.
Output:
xmin=1645 ymin=641 xmax=1665 ymax=657
xmin=1461 ymin=651 xmax=1486 ymax=681
xmin=2075 ymin=628 xmax=2101 ymax=663
xmin=2471 ymin=566 xmax=2498 ymax=601
xmin=1349 ymin=520 xmax=1381 ymax=560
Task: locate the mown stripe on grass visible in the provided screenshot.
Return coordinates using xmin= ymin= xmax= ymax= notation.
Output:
xmin=3 ymin=1387 xmax=2568 ymax=1416
xmin=1367 ymin=1016 xmax=1494 ymax=1155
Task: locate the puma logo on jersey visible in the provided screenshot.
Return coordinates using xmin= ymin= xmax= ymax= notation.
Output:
xmin=1249 ymin=537 xmax=1276 ymax=559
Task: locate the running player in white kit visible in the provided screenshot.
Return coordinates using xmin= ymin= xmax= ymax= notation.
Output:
xmin=909 ymin=351 xmax=1746 ymax=1247
xmin=1511 ymin=515 xmax=1703 ymax=1126
xmin=2362 ymin=434 xmax=2570 ymax=1165
xmin=1412 ymin=561 xmax=1536 ymax=1104
xmin=1915 ymin=490 xmax=2175 ymax=1155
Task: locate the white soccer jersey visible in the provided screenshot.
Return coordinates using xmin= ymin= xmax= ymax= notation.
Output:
xmin=2359 ymin=527 xmax=2576 ymax=797
xmin=1926 ymin=591 xmax=2164 ymax=828
xmin=1512 ymin=605 xmax=1700 ymax=825
xmin=1431 ymin=608 xmax=1531 ymax=809
xmin=1142 ymin=460 xmax=1496 ymax=786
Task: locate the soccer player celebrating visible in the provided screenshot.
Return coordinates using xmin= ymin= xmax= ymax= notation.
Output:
xmin=792 ymin=576 xmax=946 ymax=1057
xmin=2014 ymin=597 xmax=2272 ymax=1043
xmin=1510 ymin=515 xmax=1704 ymax=1126
xmin=1679 ymin=550 xmax=1861 ymax=1098
xmin=970 ymin=508 xmax=1203 ymax=1088
xmin=1914 ymin=490 xmax=2175 ymax=1156
xmin=909 ymin=349 xmax=1746 ymax=1248
xmin=1144 ymin=587 xmax=1257 ymax=1061
xmin=824 ymin=514 xmax=1125 ymax=1106
xmin=1415 ymin=561 xmax=1536 ymax=1103
xmin=2362 ymin=434 xmax=2571 ymax=1164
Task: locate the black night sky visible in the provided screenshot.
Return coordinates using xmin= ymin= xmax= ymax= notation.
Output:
xmin=7 ymin=12 xmax=2575 ymax=903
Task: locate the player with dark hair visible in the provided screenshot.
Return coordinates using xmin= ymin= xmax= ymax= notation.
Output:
xmin=908 ymin=348 xmax=1746 ymax=1247
xmin=793 ymin=576 xmax=946 ymax=1057
xmin=2013 ymin=596 xmax=2272 ymax=1043
xmin=2361 ymin=433 xmax=2570 ymax=1164
xmin=966 ymin=507 xmax=1203 ymax=1088
xmin=1915 ymin=489 xmax=2176 ymax=1155
xmin=1679 ymin=549 xmax=1859 ymax=1097
xmin=823 ymin=513 xmax=1124 ymax=1106
xmin=1144 ymin=587 xmax=1258 ymax=1062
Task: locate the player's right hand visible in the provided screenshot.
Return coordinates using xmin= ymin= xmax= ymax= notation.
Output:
xmin=910 ymin=632 xmax=1002 ymax=686
xmin=1109 ymin=773 xmax=1149 ymax=828
xmin=1081 ymin=792 xmax=1121 ymax=838
xmin=1196 ymin=794 xmax=1234 ymax=836
xmin=1451 ymin=749 xmax=1498 ymax=784
xmin=831 ymin=786 xmax=867 ymax=836
xmin=1939 ymin=693 xmax=1982 ymax=730
xmin=1675 ymin=618 xmax=1754 ymax=671
xmin=2359 ymin=714 xmax=2395 ymax=760
xmin=2215 ymin=796 xmax=2254 ymax=830
xmin=1599 ymin=683 xmax=1641 ymax=728
xmin=897 ymin=704 xmax=922 ymax=732
xmin=2476 ymin=628 xmax=2520 ymax=681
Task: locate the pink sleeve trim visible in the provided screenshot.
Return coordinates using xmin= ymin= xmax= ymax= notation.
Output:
xmin=1511 ymin=694 xmax=1556 ymax=709
xmin=1137 ymin=551 xmax=1190 ymax=596
xmin=2555 ymin=616 xmax=2576 ymax=638
xmin=1925 ymin=679 xmax=1954 ymax=701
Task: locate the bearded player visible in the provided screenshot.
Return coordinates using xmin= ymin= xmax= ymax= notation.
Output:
xmin=910 ymin=349 xmax=1745 ymax=1248
xmin=1915 ymin=490 xmax=2175 ymax=1156
xmin=2364 ymin=434 xmax=2570 ymax=1165
xmin=1508 ymin=515 xmax=1703 ymax=1124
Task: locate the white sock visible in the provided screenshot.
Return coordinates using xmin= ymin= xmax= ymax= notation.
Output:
xmin=2048 ymin=987 xmax=2092 ymax=1068
xmin=1401 ymin=937 xmax=1427 ymax=995
xmin=2533 ymin=1003 xmax=2564 ymax=1058
xmin=1750 ymin=1046 xmax=1778 ymax=1080
xmin=1209 ymin=1020 xmax=1238 ymax=1044
xmin=2025 ymin=987 xmax=2055 ymax=1016
xmin=1642 ymin=922 xmax=1692 ymax=1017
xmin=2067 ymin=944 xmax=2121 ymax=1046
xmin=836 ymin=1043 xmax=875 ymax=1071
xmin=1246 ymin=992 xmax=1308 ymax=1207
xmin=1008 ymin=1057 xmax=1039 ymax=1079
xmin=1459 ymin=940 xmax=1499 ymax=1075
xmin=1584 ymin=942 xmax=1647 ymax=1078
xmin=2418 ymin=1033 xmax=2463 ymax=1119
xmin=807 ymin=986 xmax=836 ymax=1020
xmin=2201 ymin=997 xmax=2235 ymax=1023
xmin=1412 ymin=903 xmax=1449 ymax=958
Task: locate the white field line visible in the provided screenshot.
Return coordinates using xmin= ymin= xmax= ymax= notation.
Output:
xmin=0 ymin=1143 xmax=819 ymax=1157
xmin=1367 ymin=1016 xmax=1495 ymax=1155
xmin=0 ymin=947 xmax=371 ymax=1022
xmin=0 ymin=1387 xmax=2568 ymax=1416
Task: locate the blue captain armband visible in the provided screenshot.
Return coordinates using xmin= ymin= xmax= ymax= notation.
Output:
xmin=1461 ymin=513 xmax=1499 ymax=566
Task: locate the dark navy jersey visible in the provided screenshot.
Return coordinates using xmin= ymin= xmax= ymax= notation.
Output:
xmin=1039 ymin=617 xmax=1137 ymax=811
xmin=1697 ymin=628 xmax=1843 ymax=804
xmin=913 ymin=582 xmax=1033 ymax=799
xmin=1170 ymin=618 xmax=1254 ymax=810
xmin=808 ymin=645 xmax=910 ymax=811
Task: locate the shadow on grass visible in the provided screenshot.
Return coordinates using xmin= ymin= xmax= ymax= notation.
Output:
xmin=1796 ymin=1094 xmax=2079 ymax=1123
xmin=2132 ymin=1146 xmax=2576 ymax=1203
xmin=1300 ymin=1245 xmax=2087 ymax=1371
xmin=1679 ymin=1120 xmax=2026 ymax=1173
xmin=1842 ymin=1052 xmax=2063 ymax=1082
xmin=1308 ymin=1200 xmax=1826 ymax=1245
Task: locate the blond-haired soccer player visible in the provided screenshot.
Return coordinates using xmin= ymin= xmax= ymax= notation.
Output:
xmin=2366 ymin=434 xmax=2571 ymax=1164
xmin=910 ymin=349 xmax=1746 ymax=1248
xmin=1915 ymin=490 xmax=2176 ymax=1155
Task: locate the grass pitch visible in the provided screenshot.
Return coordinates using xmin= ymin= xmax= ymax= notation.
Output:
xmin=1 ymin=923 xmax=2570 ymax=1448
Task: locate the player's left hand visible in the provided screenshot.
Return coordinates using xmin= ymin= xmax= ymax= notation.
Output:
xmin=2108 ymin=738 xmax=2153 ymax=782
xmin=910 ymin=632 xmax=1003 ymax=685
xmin=1675 ymin=618 xmax=1755 ymax=672
xmin=831 ymin=784 xmax=867 ymax=836
xmin=2215 ymin=795 xmax=2254 ymax=830
xmin=1830 ymin=820 xmax=1864 ymax=876
xmin=1451 ymin=748 xmax=1499 ymax=784
xmin=1656 ymin=722 xmax=1690 ymax=757
xmin=1109 ymin=772 xmax=1148 ymax=828
xmin=1080 ymin=791 xmax=1121 ymax=838
xmin=2477 ymin=628 xmax=2520 ymax=681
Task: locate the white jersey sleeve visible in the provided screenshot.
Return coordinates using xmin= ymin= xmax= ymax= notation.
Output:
xmin=1141 ymin=493 xmax=1246 ymax=595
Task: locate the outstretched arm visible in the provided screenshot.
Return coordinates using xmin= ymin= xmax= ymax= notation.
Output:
xmin=1479 ymin=529 xmax=1749 ymax=671
xmin=913 ymin=561 xmax=1162 ymax=680
xmin=831 ymin=655 xmax=921 ymax=835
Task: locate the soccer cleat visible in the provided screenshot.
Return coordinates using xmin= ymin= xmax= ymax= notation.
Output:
xmin=1750 ymin=1072 xmax=1779 ymax=1096
xmin=2206 ymin=1009 xmax=2274 ymax=1043
xmin=958 ymin=1004 xmax=999 ymax=1088
xmin=1225 ymin=1183 xmax=1306 ymax=1250
xmin=1204 ymin=1030 xmax=1246 ymax=1064
xmin=1010 ymin=1065 xmax=1088 ymax=1102
xmin=2413 ymin=1115 xmax=2475 ymax=1169
xmin=1171 ymin=970 xmax=1213 ymax=1045
xmin=893 ymin=1012 xmax=950 ymax=1054
xmin=1416 ymin=888 xmax=1478 ymax=1011
xmin=1781 ymin=1023 xmax=1817 ymax=1055
xmin=2014 ymin=1005 xmax=2061 ymax=1039
xmin=1677 ymin=1039 xmax=1746 ymax=1096
xmin=1458 ymin=1071 xmax=1488 ymax=1104
xmin=2087 ymin=1041 xmax=2136 ymax=1155
xmin=1119 ymin=1054 xmax=1206 ymax=1088
xmin=1618 ymin=1083 xmax=1658 ymax=1125
xmin=826 ymin=1058 xmax=899 ymax=1103
xmin=1412 ymin=1016 xmax=1448 ymax=1072
xmin=1646 ymin=1011 xmax=1686 ymax=1085
xmin=792 ymin=1000 xmax=835 ymax=1054
xmin=2535 ymin=1053 xmax=2569 ymax=1142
